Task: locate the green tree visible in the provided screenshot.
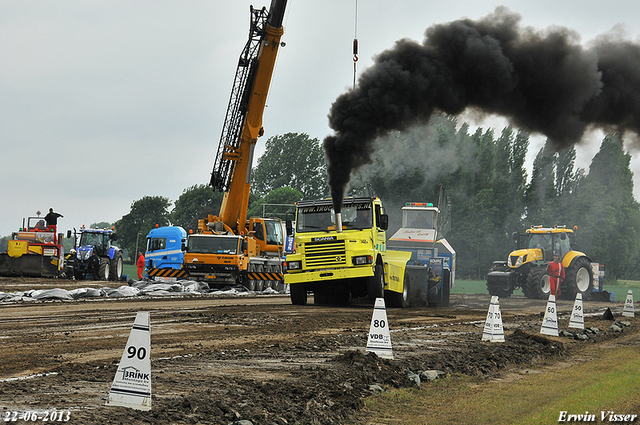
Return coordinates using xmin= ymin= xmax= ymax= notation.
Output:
xmin=90 ymin=221 xmax=112 ymax=229
xmin=171 ymin=184 xmax=224 ymax=231
xmin=349 ymin=116 xmax=531 ymax=279
xmin=114 ymin=196 xmax=171 ymax=260
xmin=251 ymin=133 xmax=328 ymax=199
xmin=572 ymin=134 xmax=640 ymax=280
xmin=0 ymin=236 xmax=8 ymax=253
xmin=247 ymin=187 xmax=302 ymax=220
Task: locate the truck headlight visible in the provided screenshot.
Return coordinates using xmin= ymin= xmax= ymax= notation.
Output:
xmin=352 ymin=255 xmax=373 ymax=265
xmin=286 ymin=261 xmax=301 ymax=270
xmin=514 ymin=256 xmax=523 ymax=267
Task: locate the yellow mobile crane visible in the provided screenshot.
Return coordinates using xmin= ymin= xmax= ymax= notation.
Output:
xmin=183 ymin=0 xmax=287 ymax=290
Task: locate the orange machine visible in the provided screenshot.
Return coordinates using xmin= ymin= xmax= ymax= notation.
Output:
xmin=183 ymin=0 xmax=287 ymax=291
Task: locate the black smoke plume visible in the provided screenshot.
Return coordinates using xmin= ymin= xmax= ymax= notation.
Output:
xmin=323 ymin=7 xmax=640 ymax=211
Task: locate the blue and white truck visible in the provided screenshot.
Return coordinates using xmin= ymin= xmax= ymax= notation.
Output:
xmin=144 ymin=226 xmax=188 ymax=280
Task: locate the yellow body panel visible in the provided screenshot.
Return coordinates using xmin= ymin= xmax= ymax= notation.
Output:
xmin=284 ymin=265 xmax=374 ymax=285
xmin=8 ymin=240 xmax=28 ymax=258
xmin=382 ymin=250 xmax=412 ymax=293
xmin=561 ymin=250 xmax=588 ymax=268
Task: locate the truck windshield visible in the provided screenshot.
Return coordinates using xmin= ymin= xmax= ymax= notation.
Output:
xmin=147 ymin=238 xmax=166 ymax=252
xmin=296 ymin=205 xmax=334 ymax=233
xmin=296 ymin=202 xmax=373 ymax=232
xmin=188 ymin=236 xmax=238 ymax=254
xmin=343 ymin=204 xmax=372 ymax=229
xmin=405 ymin=210 xmax=435 ymax=229
xmin=265 ymin=220 xmax=284 ymax=245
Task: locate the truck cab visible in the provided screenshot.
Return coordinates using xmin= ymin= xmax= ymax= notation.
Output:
xmin=145 ymin=226 xmax=187 ymax=271
xmin=284 ymin=197 xmax=395 ymax=305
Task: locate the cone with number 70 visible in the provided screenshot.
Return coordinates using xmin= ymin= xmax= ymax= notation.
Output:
xmin=482 ymin=296 xmax=505 ymax=342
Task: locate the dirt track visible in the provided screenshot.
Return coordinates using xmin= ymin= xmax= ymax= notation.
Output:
xmin=0 ymin=277 xmax=637 ymax=424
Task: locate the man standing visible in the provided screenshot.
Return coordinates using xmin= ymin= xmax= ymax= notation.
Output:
xmin=546 ymin=253 xmax=565 ymax=297
xmin=137 ymin=252 xmax=145 ymax=280
xmin=44 ymin=208 xmax=64 ymax=227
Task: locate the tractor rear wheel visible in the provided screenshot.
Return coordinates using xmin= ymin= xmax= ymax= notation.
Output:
xmin=564 ymin=257 xmax=593 ymax=300
xmin=109 ymin=252 xmax=123 ymax=281
xmin=524 ymin=266 xmax=550 ymax=299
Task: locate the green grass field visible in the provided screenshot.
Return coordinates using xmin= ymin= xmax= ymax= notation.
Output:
xmin=452 ymin=279 xmax=639 ymax=301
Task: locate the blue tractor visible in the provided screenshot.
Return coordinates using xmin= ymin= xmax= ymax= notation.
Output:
xmin=69 ymin=226 xmax=124 ymax=281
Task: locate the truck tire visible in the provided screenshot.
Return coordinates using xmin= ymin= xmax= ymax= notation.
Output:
xmin=290 ymin=283 xmax=307 ymax=305
xmin=314 ymin=287 xmax=329 ymax=304
xmin=523 ymin=266 xmax=549 ymax=299
xmin=367 ymin=264 xmax=385 ymax=301
xmin=109 ymin=252 xmax=123 ymax=281
xmin=564 ymin=257 xmax=593 ymax=300
xmin=386 ymin=273 xmax=410 ymax=308
xmin=98 ymin=258 xmax=110 ymax=281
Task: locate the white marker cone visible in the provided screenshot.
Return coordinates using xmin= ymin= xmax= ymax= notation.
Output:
xmin=107 ymin=312 xmax=152 ymax=411
xmin=482 ymin=296 xmax=504 ymax=342
xmin=569 ymin=293 xmax=584 ymax=329
xmin=540 ymin=294 xmax=559 ymax=337
xmin=366 ymin=298 xmax=393 ymax=359
xmin=491 ymin=299 xmax=505 ymax=342
xmin=622 ymin=290 xmax=635 ymax=318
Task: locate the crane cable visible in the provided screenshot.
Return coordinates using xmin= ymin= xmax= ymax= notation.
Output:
xmin=353 ymin=0 xmax=358 ymax=89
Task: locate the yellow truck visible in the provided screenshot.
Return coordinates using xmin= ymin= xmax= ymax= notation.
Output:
xmin=284 ymin=197 xmax=455 ymax=307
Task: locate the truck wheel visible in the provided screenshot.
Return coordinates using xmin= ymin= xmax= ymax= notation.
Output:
xmin=386 ymin=273 xmax=410 ymax=308
xmin=367 ymin=264 xmax=385 ymax=301
xmin=564 ymin=257 xmax=593 ymax=300
xmin=290 ymin=283 xmax=307 ymax=305
xmin=255 ymin=264 xmax=265 ymax=291
xmin=524 ymin=267 xmax=549 ymax=299
xmin=98 ymin=258 xmax=110 ymax=281
xmin=314 ymin=287 xmax=329 ymax=304
xmin=109 ymin=252 xmax=123 ymax=281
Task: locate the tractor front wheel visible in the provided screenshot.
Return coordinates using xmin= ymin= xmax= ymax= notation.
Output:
xmin=524 ymin=267 xmax=550 ymax=300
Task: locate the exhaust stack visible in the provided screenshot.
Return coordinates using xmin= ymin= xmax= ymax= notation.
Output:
xmin=335 ymin=212 xmax=343 ymax=233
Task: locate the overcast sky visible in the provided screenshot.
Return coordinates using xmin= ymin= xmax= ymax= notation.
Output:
xmin=2 ymin=0 xmax=640 ymax=236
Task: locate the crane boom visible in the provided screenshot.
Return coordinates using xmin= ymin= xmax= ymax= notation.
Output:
xmin=210 ymin=0 xmax=287 ymax=234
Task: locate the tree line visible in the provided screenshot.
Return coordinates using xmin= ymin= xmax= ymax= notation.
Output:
xmin=78 ymin=124 xmax=640 ymax=282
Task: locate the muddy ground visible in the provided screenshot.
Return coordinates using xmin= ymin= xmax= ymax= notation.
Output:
xmin=0 ymin=277 xmax=637 ymax=424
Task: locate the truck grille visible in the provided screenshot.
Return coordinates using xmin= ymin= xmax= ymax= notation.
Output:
xmin=304 ymin=240 xmax=347 ymax=268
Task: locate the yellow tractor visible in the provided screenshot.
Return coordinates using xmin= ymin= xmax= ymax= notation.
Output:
xmin=487 ymin=225 xmax=594 ymax=300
